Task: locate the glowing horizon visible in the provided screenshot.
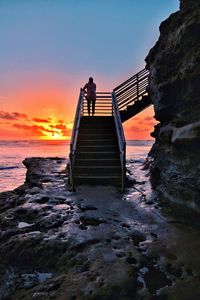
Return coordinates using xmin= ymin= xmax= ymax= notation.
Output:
xmin=0 ymin=0 xmax=179 ymax=140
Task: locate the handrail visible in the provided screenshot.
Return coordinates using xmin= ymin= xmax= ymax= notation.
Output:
xmin=69 ymin=88 xmax=84 ymax=190
xmin=112 ymin=91 xmax=126 ymax=191
xmin=82 ymin=92 xmax=112 ymax=116
xmin=113 ymin=68 xmax=149 ymax=111
xmin=113 ymin=68 xmax=147 ymax=92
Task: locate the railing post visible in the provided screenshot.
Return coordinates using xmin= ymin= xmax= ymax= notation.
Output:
xmin=112 ymin=91 xmax=126 ymax=192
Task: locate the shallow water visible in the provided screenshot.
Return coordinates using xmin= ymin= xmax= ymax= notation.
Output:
xmin=0 ymin=140 xmax=153 ymax=192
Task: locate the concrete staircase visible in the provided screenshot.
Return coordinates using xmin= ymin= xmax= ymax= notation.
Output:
xmin=73 ymin=116 xmax=121 ymax=185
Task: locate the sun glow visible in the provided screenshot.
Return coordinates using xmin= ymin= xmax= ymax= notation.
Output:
xmin=41 ymin=131 xmax=67 ymax=140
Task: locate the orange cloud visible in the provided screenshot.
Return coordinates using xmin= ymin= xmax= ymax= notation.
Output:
xmin=13 ymin=123 xmax=58 ymax=136
xmin=126 ymin=125 xmax=148 ymax=132
xmin=144 ymin=116 xmax=154 ymax=121
xmin=0 ymin=110 xmax=28 ymax=120
xmin=32 ymin=117 xmax=51 ymax=123
xmin=50 ymin=123 xmax=71 ymax=136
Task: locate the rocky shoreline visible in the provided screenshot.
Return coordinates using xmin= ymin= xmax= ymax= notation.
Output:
xmin=0 ymin=157 xmax=200 ymax=299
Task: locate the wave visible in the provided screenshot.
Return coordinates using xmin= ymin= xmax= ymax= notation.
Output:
xmin=0 ymin=140 xmax=70 ymax=147
xmin=0 ymin=166 xmax=19 ymax=171
xmin=126 ymin=140 xmax=154 ymax=147
xmin=126 ymin=159 xmax=145 ymax=164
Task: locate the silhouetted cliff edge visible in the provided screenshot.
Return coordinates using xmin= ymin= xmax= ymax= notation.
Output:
xmin=146 ymin=0 xmax=200 ymax=211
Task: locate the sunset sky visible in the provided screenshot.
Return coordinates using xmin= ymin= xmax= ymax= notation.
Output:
xmin=0 ymin=0 xmax=179 ymax=140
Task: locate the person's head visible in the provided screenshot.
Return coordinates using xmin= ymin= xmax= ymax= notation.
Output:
xmin=89 ymin=77 xmax=93 ymax=83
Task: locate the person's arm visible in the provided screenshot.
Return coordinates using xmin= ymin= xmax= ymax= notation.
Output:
xmin=83 ymin=83 xmax=88 ymax=93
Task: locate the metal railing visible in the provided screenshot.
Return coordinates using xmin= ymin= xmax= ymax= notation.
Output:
xmin=69 ymin=69 xmax=150 ymax=190
xmin=69 ymin=89 xmax=84 ymax=190
xmin=113 ymin=68 xmax=149 ymax=110
xmin=112 ymin=91 xmax=126 ymax=191
xmin=82 ymin=92 xmax=112 ymax=116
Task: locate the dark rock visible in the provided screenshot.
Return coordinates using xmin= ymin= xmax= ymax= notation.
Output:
xmin=36 ymin=196 xmax=50 ymax=204
xmin=143 ymin=266 xmax=171 ymax=293
xmin=126 ymin=256 xmax=137 ymax=265
xmin=78 ymin=204 xmax=97 ymax=212
xmin=166 ymin=264 xmax=183 ymax=277
xmin=80 ymin=216 xmax=106 ymax=226
xmin=146 ymin=0 xmax=200 ymax=212
xmin=130 ymin=231 xmax=146 ymax=246
xmin=121 ymin=223 xmax=130 ymax=229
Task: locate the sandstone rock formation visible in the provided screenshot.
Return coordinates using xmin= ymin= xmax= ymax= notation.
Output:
xmin=146 ymin=0 xmax=200 ymax=211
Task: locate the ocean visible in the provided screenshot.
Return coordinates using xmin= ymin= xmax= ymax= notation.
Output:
xmin=0 ymin=140 xmax=154 ymax=192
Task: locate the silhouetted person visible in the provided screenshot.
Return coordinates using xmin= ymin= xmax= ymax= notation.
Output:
xmin=83 ymin=77 xmax=96 ymax=116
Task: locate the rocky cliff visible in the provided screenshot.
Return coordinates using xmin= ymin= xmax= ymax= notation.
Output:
xmin=146 ymin=0 xmax=200 ymax=212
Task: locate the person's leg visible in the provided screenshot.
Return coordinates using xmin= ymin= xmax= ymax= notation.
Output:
xmin=87 ymin=99 xmax=91 ymax=115
xmin=92 ymin=100 xmax=96 ymax=115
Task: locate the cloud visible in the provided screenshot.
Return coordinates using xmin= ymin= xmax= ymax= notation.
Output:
xmin=12 ymin=122 xmax=71 ymax=137
xmin=127 ymin=125 xmax=148 ymax=132
xmin=32 ymin=117 xmax=51 ymax=123
xmin=13 ymin=124 xmax=31 ymax=130
xmin=0 ymin=110 xmax=28 ymax=120
xmin=54 ymin=124 xmax=67 ymax=130
xmin=132 ymin=117 xmax=140 ymax=121
xmin=13 ymin=123 xmax=57 ymax=136
xmin=138 ymin=119 xmax=156 ymax=126
xmin=144 ymin=116 xmax=154 ymax=121
xmin=51 ymin=123 xmax=71 ymax=136
xmin=146 ymin=121 xmax=156 ymax=127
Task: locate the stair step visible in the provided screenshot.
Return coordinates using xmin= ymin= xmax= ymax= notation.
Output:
xmin=78 ymin=133 xmax=116 ymax=139
xmin=81 ymin=116 xmax=113 ymax=123
xmin=77 ymin=145 xmax=118 ymax=152
xmin=77 ymin=140 xmax=117 ymax=146
xmin=80 ymin=123 xmax=114 ymax=128
xmin=79 ymin=128 xmax=115 ymax=134
xmin=76 ymin=152 xmax=119 ymax=159
xmin=74 ymin=166 xmax=121 ymax=175
xmin=75 ymin=159 xmax=120 ymax=166
xmin=73 ymin=175 xmax=121 ymax=185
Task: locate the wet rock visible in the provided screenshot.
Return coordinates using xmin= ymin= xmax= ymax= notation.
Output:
xmin=0 ymin=268 xmax=15 ymax=299
xmin=32 ymin=292 xmax=49 ymax=299
xmin=126 ymin=255 xmax=137 ymax=265
xmin=35 ymin=196 xmax=50 ymax=204
xmin=78 ymin=204 xmax=97 ymax=212
xmin=1 ymin=156 xmax=200 ymax=299
xmin=121 ymin=223 xmax=131 ymax=229
xmin=130 ymin=231 xmax=146 ymax=246
xmin=143 ymin=266 xmax=171 ymax=294
xmin=125 ymin=176 xmax=137 ymax=187
xmin=80 ymin=216 xmax=106 ymax=226
xmin=166 ymin=264 xmax=183 ymax=278
xmin=29 ymin=187 xmax=43 ymax=195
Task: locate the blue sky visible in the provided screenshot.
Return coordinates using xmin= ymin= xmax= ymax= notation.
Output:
xmin=0 ymin=0 xmax=179 ymax=140
xmin=0 ymin=0 xmax=179 ymax=90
